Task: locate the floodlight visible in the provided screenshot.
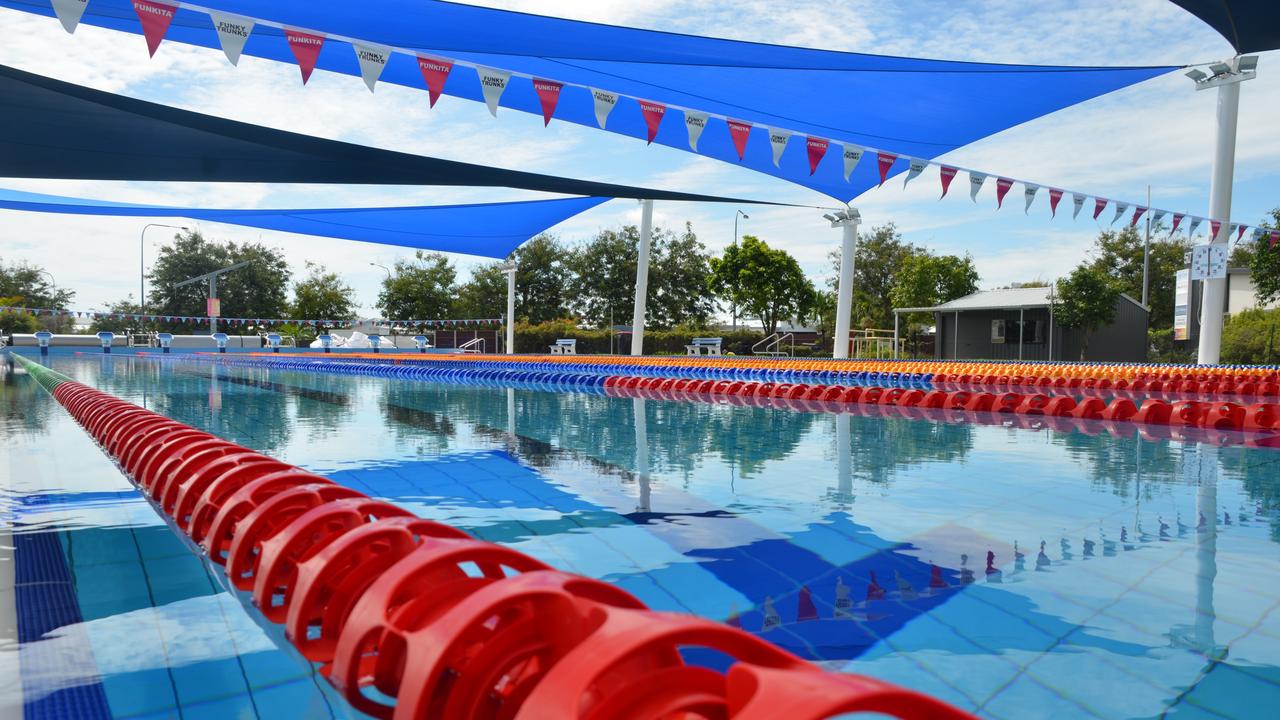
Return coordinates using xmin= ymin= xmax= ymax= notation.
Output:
xmin=1239 ymin=55 xmax=1259 ymax=72
xmin=823 ymin=213 xmax=837 ymax=223
xmin=1185 ymin=68 xmax=1207 ymax=82
xmin=1209 ymin=62 xmax=1232 ymax=76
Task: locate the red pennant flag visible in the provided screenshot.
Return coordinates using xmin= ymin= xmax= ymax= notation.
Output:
xmin=638 ymin=100 xmax=666 ymax=144
xmin=1271 ymin=231 xmax=1279 ymax=248
xmin=1093 ymin=198 xmax=1107 ymax=220
xmin=875 ymin=152 xmax=897 ymax=187
xmin=727 ymin=120 xmax=752 ymax=160
xmin=1170 ymin=213 xmax=1184 ymax=236
xmin=285 ymin=29 xmax=326 ymax=85
xmin=532 ymin=78 xmax=563 ymax=126
xmin=1210 ymin=219 xmax=1222 ymax=240
xmin=132 ymin=1 xmax=177 ymax=57
xmin=416 ymin=56 xmax=453 ymax=107
xmin=938 ymin=166 xmax=958 ymax=198
xmin=1237 ymin=224 xmax=1249 ymax=242
xmin=805 ymin=136 xmax=829 ymax=175
xmin=1130 ymin=206 xmax=1147 ymax=227
xmin=1048 ymin=188 xmax=1064 ymax=217
xmin=995 ymin=178 xmax=1013 ymax=208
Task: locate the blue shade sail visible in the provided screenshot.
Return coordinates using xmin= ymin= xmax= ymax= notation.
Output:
xmin=0 ymin=0 xmax=1177 ymax=201
xmin=0 ymin=187 xmax=610 ymax=259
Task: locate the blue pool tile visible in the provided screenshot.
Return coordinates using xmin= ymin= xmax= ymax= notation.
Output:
xmin=169 ymin=657 xmax=251 ymax=707
xmin=142 ymin=555 xmax=217 ymax=606
xmin=252 ymin=678 xmax=340 ymax=719
xmin=178 ymin=693 xmax=257 ymax=720
xmin=100 ymin=667 xmax=178 ymax=719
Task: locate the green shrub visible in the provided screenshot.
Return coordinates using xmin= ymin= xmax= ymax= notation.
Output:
xmin=1221 ymin=308 xmax=1280 ymax=365
xmin=513 ymin=320 xmax=764 ymax=355
xmin=1148 ymin=328 xmax=1194 ymax=364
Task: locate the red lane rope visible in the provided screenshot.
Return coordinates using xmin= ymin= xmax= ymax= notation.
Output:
xmin=42 ymin=378 xmax=976 ymax=720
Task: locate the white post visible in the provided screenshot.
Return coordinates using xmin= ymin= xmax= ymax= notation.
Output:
xmin=892 ymin=312 xmax=899 ymax=360
xmin=506 ymin=266 xmax=516 ymax=354
xmin=630 ymin=199 xmax=654 ymax=356
xmin=1196 ymin=58 xmax=1250 ymax=366
xmin=633 ymin=397 xmax=650 ymax=512
xmin=831 ymin=208 xmax=860 ymax=359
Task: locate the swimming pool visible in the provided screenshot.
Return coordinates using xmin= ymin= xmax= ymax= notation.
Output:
xmin=4 ymin=352 xmax=1279 ymax=719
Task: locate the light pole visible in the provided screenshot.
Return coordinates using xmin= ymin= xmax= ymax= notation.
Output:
xmin=731 ymin=209 xmax=748 ymax=330
xmin=369 ymin=262 xmax=392 ymax=278
xmin=140 ymin=224 xmax=189 ymax=315
xmin=1186 ymin=56 xmax=1258 ymax=365
xmin=825 ymin=208 xmax=861 ymax=360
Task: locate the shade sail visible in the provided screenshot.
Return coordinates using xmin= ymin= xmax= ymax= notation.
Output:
xmin=1169 ymin=0 xmax=1280 ymax=53
xmin=0 ymin=187 xmax=610 ymax=258
xmin=0 ymin=64 xmax=775 ymax=206
xmin=0 ymin=0 xmax=1176 ymax=201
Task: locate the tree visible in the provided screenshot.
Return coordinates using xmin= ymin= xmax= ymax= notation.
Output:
xmin=710 ymin=235 xmax=814 ymax=335
xmin=828 ymin=223 xmax=918 ymax=329
xmin=453 ymin=262 xmax=508 ymax=319
xmin=890 ymin=252 xmax=979 ymax=355
xmin=147 ymin=230 xmax=290 ymax=329
xmin=651 ymin=222 xmax=715 ymax=328
xmin=512 ymin=234 xmax=569 ymax=323
xmin=1220 ymin=307 xmax=1280 ymax=364
xmin=566 ymin=226 xmax=640 ymax=327
xmin=0 ymin=258 xmax=75 ymax=332
xmin=377 ymin=251 xmax=456 ymax=320
xmin=87 ymin=298 xmax=144 ymax=335
xmin=0 ymin=296 xmax=39 ymax=336
xmin=1084 ymin=225 xmax=1189 ymax=330
xmin=291 ymin=262 xmax=357 ymax=328
xmin=1052 ymin=265 xmax=1120 ymax=360
xmin=1247 ymin=208 xmax=1280 ymax=305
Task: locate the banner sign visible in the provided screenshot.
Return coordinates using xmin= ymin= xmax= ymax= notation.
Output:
xmin=207 ymin=297 xmax=221 ymax=317
xmin=1173 ymin=268 xmax=1189 ymax=340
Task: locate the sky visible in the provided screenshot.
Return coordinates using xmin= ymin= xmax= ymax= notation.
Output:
xmin=0 ymin=0 xmax=1277 ymax=319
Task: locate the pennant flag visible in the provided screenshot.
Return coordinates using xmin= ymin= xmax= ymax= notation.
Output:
xmin=1234 ymin=223 xmax=1246 ymax=242
xmin=805 ymin=136 xmax=829 ymax=175
xmin=1111 ymin=202 xmax=1128 ymax=226
xmin=841 ymin=144 xmax=864 ymax=181
xmin=1272 ymin=231 xmax=1279 ymax=248
xmin=1049 ymin=188 xmax=1064 ymax=217
xmin=590 ymin=88 xmax=618 ymax=129
xmin=1072 ymin=193 xmax=1086 ymax=219
xmin=903 ymin=157 xmax=927 ymax=187
xmin=639 ymin=100 xmax=667 ymax=144
xmin=285 ymin=29 xmax=326 ymax=84
xmin=209 ymin=12 xmax=253 ymax=65
xmin=769 ymin=128 xmax=792 ymax=167
xmin=684 ymin=111 xmax=708 ymax=151
xmin=994 ymin=177 xmax=1013 ymax=208
xmin=875 ymin=152 xmax=898 ymax=187
xmin=727 ymin=120 xmax=753 ymax=160
xmin=1210 ymin=219 xmax=1222 ymax=240
xmin=353 ymin=43 xmax=391 ymax=92
xmin=1130 ymin=206 xmax=1147 ymax=227
xmin=478 ymin=67 xmax=511 ymax=117
xmin=1151 ymin=210 xmax=1167 ymax=228
xmin=1093 ymin=198 xmax=1108 ymax=220
xmin=51 ymin=0 xmax=89 ymax=34
xmin=1189 ymin=217 xmax=1204 ymax=236
xmin=533 ymin=79 xmax=564 ymax=126
xmin=417 ymin=56 xmax=453 ymax=107
xmin=1023 ymin=183 xmax=1039 ymax=214
xmin=968 ymin=171 xmax=987 ymax=202
xmin=133 ymin=1 xmax=177 ymax=57
xmin=939 ymin=166 xmax=958 ymax=198
xmin=1171 ymin=213 xmax=1185 ymax=235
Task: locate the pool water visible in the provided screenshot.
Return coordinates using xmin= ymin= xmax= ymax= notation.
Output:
xmin=3 ymin=353 xmax=1280 ymax=719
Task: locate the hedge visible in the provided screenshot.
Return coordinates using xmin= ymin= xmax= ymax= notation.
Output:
xmin=513 ymin=320 xmax=767 ymax=355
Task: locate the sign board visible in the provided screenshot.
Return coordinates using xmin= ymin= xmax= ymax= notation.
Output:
xmin=206 ymin=297 xmax=221 ymax=317
xmin=1190 ymin=244 xmax=1227 ymax=281
xmin=1173 ymin=268 xmax=1190 ymax=341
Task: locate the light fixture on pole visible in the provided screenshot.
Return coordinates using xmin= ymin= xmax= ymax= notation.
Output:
xmin=731 ymin=209 xmax=748 ymax=330
xmin=140 ymin=223 xmax=189 ymax=315
xmin=369 ymin=262 xmax=392 ymax=278
xmin=827 ymin=207 xmax=861 ymax=360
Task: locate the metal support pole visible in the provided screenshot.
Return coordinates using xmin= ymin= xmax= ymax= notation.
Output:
xmin=1048 ymin=283 xmax=1055 ymax=360
xmin=831 ymin=209 xmax=860 ymax=359
xmin=630 ymin=199 xmax=654 ymax=356
xmin=892 ymin=312 xmax=899 ymax=360
xmin=506 ymin=266 xmax=516 ymax=355
xmin=1018 ymin=307 xmax=1025 ymax=360
xmin=1142 ymin=185 xmax=1151 ymax=307
xmin=208 ymin=275 xmax=217 ymax=335
xmin=954 ymin=311 xmax=959 ymax=359
xmin=1197 ymin=58 xmax=1248 ymax=365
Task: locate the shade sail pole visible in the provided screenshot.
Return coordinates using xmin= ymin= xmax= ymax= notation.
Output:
xmin=829 ymin=208 xmax=860 ymax=359
xmin=505 ymin=264 xmax=516 ymax=354
xmin=630 ymin=199 xmax=654 ymax=355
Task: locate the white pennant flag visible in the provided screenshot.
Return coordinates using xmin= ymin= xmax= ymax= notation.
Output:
xmin=841 ymin=144 xmax=864 ymax=181
xmin=209 ymin=12 xmax=254 ymax=65
xmin=51 ymin=0 xmax=89 ymax=33
xmin=684 ymin=111 xmax=708 ymax=151
xmin=1111 ymin=202 xmax=1128 ymax=226
xmin=1150 ymin=210 xmax=1167 ymax=228
xmin=1023 ymin=184 xmax=1039 ymax=214
xmin=477 ymin=67 xmax=511 ymax=117
xmin=768 ymin=128 xmax=791 ymax=167
xmin=1071 ymin=193 xmax=1086 ymax=219
xmin=1188 ymin=217 xmax=1203 ymax=236
xmin=903 ymin=158 xmax=928 ymax=188
xmin=589 ymin=88 xmax=618 ymax=129
xmin=968 ymin=171 xmax=987 ymax=202
xmin=353 ymin=43 xmax=391 ymax=92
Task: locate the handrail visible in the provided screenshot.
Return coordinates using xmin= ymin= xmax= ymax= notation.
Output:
xmin=752 ymin=332 xmax=794 ymax=357
xmin=458 ymin=337 xmax=485 ymax=354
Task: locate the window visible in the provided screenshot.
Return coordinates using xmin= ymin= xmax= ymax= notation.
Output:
xmin=991 ymin=319 xmax=1005 ymax=343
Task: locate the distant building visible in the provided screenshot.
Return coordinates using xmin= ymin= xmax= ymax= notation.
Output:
xmin=894 ymin=286 xmax=1149 ymax=362
xmin=1179 ymin=267 xmax=1279 ymax=344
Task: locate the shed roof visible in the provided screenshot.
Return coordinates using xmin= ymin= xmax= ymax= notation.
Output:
xmin=895 ymin=286 xmax=1148 ymax=314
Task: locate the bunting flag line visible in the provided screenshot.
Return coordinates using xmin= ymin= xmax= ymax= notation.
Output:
xmin=1023 ymin=184 xmax=1038 ymax=214
xmin=841 ymin=144 xmax=863 ymax=181
xmin=939 ymin=166 xmax=957 ymax=198
xmin=994 ymin=177 xmax=1013 ymax=209
xmin=418 ymin=56 xmax=453 ymax=107
xmin=684 ymin=111 xmax=708 ymax=150
xmin=876 ymin=152 xmax=898 ymax=187
xmin=1111 ymin=202 xmax=1128 ymax=226
xmin=210 ymin=12 xmax=254 ymax=66
xmin=640 ymin=100 xmax=667 ymax=144
xmin=968 ymin=171 xmax=987 ymax=202
xmin=1072 ymin=193 xmax=1085 ymax=220
xmin=769 ymin=128 xmax=792 ymax=167
xmin=51 ymin=0 xmax=89 ymax=34
xmin=903 ymin=157 xmax=927 ymax=187
xmin=284 ymin=29 xmax=325 ymax=84
xmin=1049 ymin=188 xmax=1063 ymax=218
xmin=533 ymin=79 xmax=564 ymax=126
xmin=591 ymin=88 xmax=618 ymax=129
xmin=806 ymin=136 xmax=829 ymax=175
xmin=1093 ymin=198 xmax=1107 ymax=221
xmin=354 ymin=43 xmax=391 ymax=92
xmin=728 ymin=120 xmax=752 ymax=161
xmin=478 ymin=67 xmax=511 ymax=116
xmin=133 ymin=1 xmax=177 ymax=57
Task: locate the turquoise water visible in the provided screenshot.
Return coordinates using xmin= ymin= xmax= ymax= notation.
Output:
xmin=3 ymin=352 xmax=1280 ymax=719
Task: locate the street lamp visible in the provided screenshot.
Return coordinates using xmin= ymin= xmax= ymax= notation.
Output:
xmin=369 ymin=262 xmax=392 ymax=278
xmin=827 ymin=207 xmax=862 ymax=360
xmin=141 ymin=223 xmax=189 ymax=315
xmin=731 ymin=209 xmax=748 ymax=330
